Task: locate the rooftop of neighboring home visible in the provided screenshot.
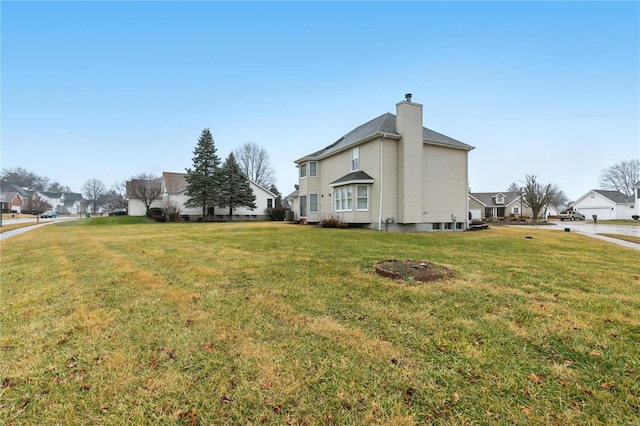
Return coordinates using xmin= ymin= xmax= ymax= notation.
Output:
xmin=469 ymin=191 xmax=522 ymax=206
xmin=590 ymin=189 xmax=635 ymax=203
xmin=162 ymin=172 xmax=188 ymax=193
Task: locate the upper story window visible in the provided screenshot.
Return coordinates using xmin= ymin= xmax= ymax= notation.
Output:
xmin=299 ymin=164 xmax=307 ymax=178
xmin=309 ymin=161 xmax=317 ymax=177
xmin=495 ymin=194 xmax=504 ymax=204
xmin=351 ymin=147 xmax=359 ymax=171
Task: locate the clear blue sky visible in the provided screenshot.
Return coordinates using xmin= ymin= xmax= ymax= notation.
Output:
xmin=2 ymin=1 xmax=639 ymax=201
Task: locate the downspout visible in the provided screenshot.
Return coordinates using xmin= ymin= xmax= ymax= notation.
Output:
xmin=465 ymin=156 xmax=470 ymax=230
xmin=378 ymin=137 xmax=384 ymax=231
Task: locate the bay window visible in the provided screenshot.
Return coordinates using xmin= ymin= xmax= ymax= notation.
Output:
xmin=334 ymin=186 xmax=352 ymax=212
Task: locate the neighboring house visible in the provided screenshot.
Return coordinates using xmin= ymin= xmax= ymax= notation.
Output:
xmin=126 ymin=178 xmax=164 ymax=216
xmin=284 ymin=188 xmax=299 ymax=218
xmin=571 ymin=189 xmax=638 ymax=220
xmin=469 ymin=192 xmax=532 ymax=219
xmin=0 ymin=184 xmax=84 ymax=215
xmin=127 ymin=172 xmax=277 ymax=220
xmin=1 ymin=184 xmax=34 ymax=212
xmin=0 ymin=191 xmax=24 ymax=213
xmin=293 ymin=94 xmax=475 ymax=231
xmin=36 ymin=191 xmax=84 ymax=215
xmin=468 ymin=191 xmax=558 ymax=219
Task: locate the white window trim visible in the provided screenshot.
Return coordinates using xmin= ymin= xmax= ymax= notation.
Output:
xmin=299 ymin=164 xmax=307 ymax=179
xmin=309 ymin=161 xmax=317 ymax=177
xmin=351 ymin=147 xmax=359 ymax=172
xmin=309 ymin=193 xmax=318 ymax=213
xmin=356 ymin=185 xmax=369 ymax=211
xmin=334 ymin=186 xmax=353 ymax=212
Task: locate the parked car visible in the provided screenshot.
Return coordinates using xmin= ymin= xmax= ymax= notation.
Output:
xmin=108 ymin=208 xmax=127 ymax=216
xmin=559 ymin=210 xmax=585 ymax=221
xmin=41 ymin=211 xmax=58 ymax=218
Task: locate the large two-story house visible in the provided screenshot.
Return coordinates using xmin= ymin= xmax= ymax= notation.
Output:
xmin=293 ymin=94 xmax=475 ymax=231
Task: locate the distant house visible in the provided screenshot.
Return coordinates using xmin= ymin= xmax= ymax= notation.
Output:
xmin=0 ymin=191 xmax=24 ymax=213
xmin=468 ymin=191 xmax=559 ymax=220
xmin=127 ymin=172 xmax=277 ymax=220
xmin=469 ymin=192 xmax=531 ymax=219
xmin=571 ymin=188 xmax=638 ymax=220
xmin=292 ymin=94 xmax=475 ymax=231
xmin=126 ymin=178 xmax=164 ymax=216
xmin=0 ymin=184 xmax=83 ymax=215
xmin=36 ymin=191 xmax=84 ymax=215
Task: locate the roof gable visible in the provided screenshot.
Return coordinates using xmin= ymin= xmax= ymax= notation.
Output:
xmin=469 ymin=191 xmax=521 ymax=206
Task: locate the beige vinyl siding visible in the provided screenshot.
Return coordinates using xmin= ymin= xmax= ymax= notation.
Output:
xmin=303 ymin=161 xmax=322 ymax=222
xmin=422 ymin=144 xmax=468 ymax=223
xmin=396 ymin=101 xmax=423 ymax=223
xmin=380 ymin=139 xmax=399 ymax=222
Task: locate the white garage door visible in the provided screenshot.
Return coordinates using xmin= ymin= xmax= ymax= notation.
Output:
xmin=578 ymin=208 xmax=613 ymax=220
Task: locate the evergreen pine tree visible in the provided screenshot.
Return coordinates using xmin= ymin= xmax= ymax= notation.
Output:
xmin=185 ymin=128 xmax=221 ymax=221
xmin=219 ymin=153 xmax=256 ymax=219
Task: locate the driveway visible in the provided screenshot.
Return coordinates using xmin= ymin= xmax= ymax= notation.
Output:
xmin=513 ymin=220 xmax=640 ymax=251
xmin=1 ymin=216 xmax=80 ymax=241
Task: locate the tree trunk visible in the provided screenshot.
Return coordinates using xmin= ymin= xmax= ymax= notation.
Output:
xmin=228 ymin=206 xmax=233 ymax=220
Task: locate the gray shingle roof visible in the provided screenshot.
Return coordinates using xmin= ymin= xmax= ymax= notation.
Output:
xmin=593 ymin=190 xmax=634 ymax=203
xmin=162 ymin=172 xmax=188 ymax=193
xmin=297 ymin=112 xmax=473 ymax=162
xmin=1 ymin=183 xmax=34 ymax=196
xmin=470 ymin=191 xmax=521 ymax=206
xmin=329 ymin=171 xmax=375 ymax=186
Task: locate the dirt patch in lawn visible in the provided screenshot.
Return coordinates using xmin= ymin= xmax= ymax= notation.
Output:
xmin=375 ymin=259 xmax=454 ymax=283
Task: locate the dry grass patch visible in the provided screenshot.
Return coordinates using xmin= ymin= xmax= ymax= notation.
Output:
xmin=1 ymin=222 xmax=639 ymax=424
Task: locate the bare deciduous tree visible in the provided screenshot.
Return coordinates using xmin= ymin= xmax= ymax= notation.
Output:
xmin=29 ymin=194 xmax=53 ymax=221
xmin=506 ymin=182 xmax=520 ymax=193
xmin=111 ymin=181 xmax=128 ymax=210
xmin=126 ymin=173 xmax=163 ymax=214
xmin=234 ymin=142 xmax=275 ymax=188
xmin=82 ymin=178 xmax=107 ymax=214
xmin=599 ymin=159 xmax=639 ymax=197
xmin=521 ymin=175 xmax=558 ymax=220
xmin=1 ymin=167 xmax=71 ymax=192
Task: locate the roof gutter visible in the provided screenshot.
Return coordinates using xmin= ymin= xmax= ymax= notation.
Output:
xmin=423 ymin=140 xmax=476 ymax=151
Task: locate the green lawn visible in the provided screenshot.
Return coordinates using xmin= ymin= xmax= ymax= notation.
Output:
xmin=1 ymin=220 xmax=638 ymax=425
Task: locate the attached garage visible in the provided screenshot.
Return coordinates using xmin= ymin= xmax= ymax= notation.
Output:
xmin=572 ymin=189 xmax=635 ymax=220
xmin=576 ymin=207 xmax=614 ymax=221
